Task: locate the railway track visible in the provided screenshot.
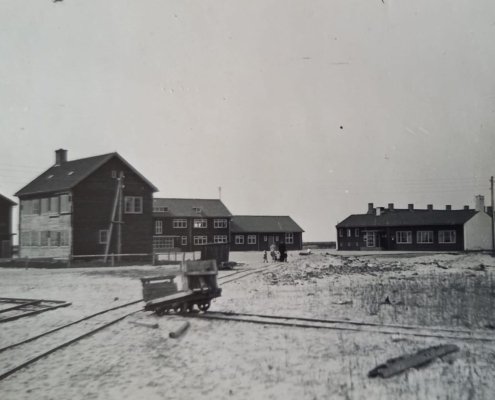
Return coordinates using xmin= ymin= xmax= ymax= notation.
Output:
xmin=0 ymin=300 xmax=143 ymax=381
xmin=218 ymin=263 xmax=283 ymax=284
xmin=186 ymin=311 xmax=495 ymax=343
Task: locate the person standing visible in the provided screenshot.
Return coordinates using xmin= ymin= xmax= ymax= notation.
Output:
xmin=279 ymin=241 xmax=287 ymax=262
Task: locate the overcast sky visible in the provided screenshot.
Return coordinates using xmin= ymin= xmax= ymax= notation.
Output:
xmin=1 ymin=0 xmax=494 ymax=241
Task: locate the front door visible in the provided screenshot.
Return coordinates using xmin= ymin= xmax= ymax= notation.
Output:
xmin=365 ymin=232 xmax=376 ymax=248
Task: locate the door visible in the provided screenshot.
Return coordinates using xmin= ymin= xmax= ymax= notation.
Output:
xmin=365 ymin=232 xmax=376 ymax=248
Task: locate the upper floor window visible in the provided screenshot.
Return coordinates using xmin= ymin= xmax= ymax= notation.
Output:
xmin=60 ymin=194 xmax=71 ymax=213
xmin=153 ymin=206 xmax=168 ymax=213
xmin=339 ymin=229 xmax=343 ymax=237
xmin=193 ymin=219 xmax=207 ymax=228
xmin=124 ymin=196 xmax=142 ymax=214
xmin=155 ymin=220 xmax=163 ymax=235
xmin=173 ymin=219 xmax=187 ymax=228
xmin=214 ymin=219 xmax=228 ymax=229
xmin=347 ymin=228 xmax=352 ymax=237
xmin=194 ymin=236 xmax=208 ymax=245
xmin=214 ymin=235 xmax=228 ymax=244
xmin=235 ymin=235 xmax=244 ymax=245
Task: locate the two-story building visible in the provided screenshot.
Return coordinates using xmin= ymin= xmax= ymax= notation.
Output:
xmin=0 ymin=193 xmax=16 ymax=258
xmin=152 ymin=198 xmax=232 ymax=252
xmin=15 ymin=149 xmax=157 ymax=259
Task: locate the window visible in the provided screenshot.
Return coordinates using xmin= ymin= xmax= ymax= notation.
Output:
xmin=99 ymin=230 xmax=109 ymax=244
xmin=285 ymin=233 xmax=294 ymax=244
xmin=153 ymin=206 xmax=168 ymax=213
xmin=396 ymin=231 xmax=412 ymax=244
xmin=40 ymin=231 xmax=49 ymax=246
xmin=214 ymin=219 xmax=228 ymax=229
xmin=347 ymin=228 xmax=352 ymax=237
xmin=354 ymin=228 xmax=359 ymax=237
xmin=60 ymin=231 xmax=69 ymax=247
xmin=155 ymin=220 xmax=163 ymax=235
xmin=275 ymin=236 xmax=279 ymax=242
xmin=41 ymin=198 xmax=50 ymax=214
xmin=21 ymin=200 xmax=41 ymax=216
xmin=51 ymin=231 xmax=60 ymax=247
xmin=60 ymin=194 xmax=70 ymax=213
xmin=124 ymin=196 xmax=143 ymax=214
xmin=153 ymin=237 xmax=174 ymax=250
xmin=214 ymin=235 xmax=228 ymax=244
xmin=181 ymin=236 xmax=187 ymax=246
xmin=193 ymin=219 xmax=207 ymax=228
xmin=417 ymin=231 xmax=434 ymax=244
xmin=32 ymin=199 xmax=40 ymax=215
xmin=235 ymin=235 xmax=244 ymax=245
xmin=49 ymin=196 xmax=59 ymax=214
xmin=439 ymin=230 xmax=456 ymax=244
xmin=21 ymin=232 xmax=31 ymax=247
xmin=31 ymin=231 xmax=40 ymax=246
xmin=264 ymin=236 xmax=268 ymax=242
xmin=111 ymin=170 xmax=117 ymax=179
xmin=173 ymin=219 xmax=187 ymax=228
xmin=247 ymin=235 xmax=256 ymax=244
xmin=339 ymin=229 xmax=343 ymax=237
xmin=193 ymin=207 xmax=202 ymax=213
xmin=194 ymin=236 xmax=208 ymax=245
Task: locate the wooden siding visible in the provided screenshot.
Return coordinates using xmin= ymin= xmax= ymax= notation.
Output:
xmin=337 ymin=225 xmax=465 ymax=251
xmin=72 ymin=157 xmax=153 ymax=256
xmin=0 ymin=199 xmax=14 ymax=258
xmin=229 ymin=232 xmax=303 ymax=251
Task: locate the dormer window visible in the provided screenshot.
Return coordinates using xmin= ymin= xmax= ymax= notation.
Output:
xmin=193 ymin=207 xmax=202 ymax=213
xmin=153 ymin=206 xmax=169 ymax=213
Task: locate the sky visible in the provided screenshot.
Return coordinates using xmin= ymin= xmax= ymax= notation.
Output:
xmin=1 ymin=0 xmax=494 ymax=241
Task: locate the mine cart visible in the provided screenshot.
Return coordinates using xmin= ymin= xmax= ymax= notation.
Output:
xmin=143 ymin=260 xmax=221 ymax=315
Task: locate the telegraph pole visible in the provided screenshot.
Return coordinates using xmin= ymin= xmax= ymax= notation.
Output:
xmin=491 ymin=176 xmax=495 ymax=256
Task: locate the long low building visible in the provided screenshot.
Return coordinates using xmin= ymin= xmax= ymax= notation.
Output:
xmin=230 ymin=215 xmax=304 ymax=251
xmin=336 ymin=196 xmax=492 ymax=251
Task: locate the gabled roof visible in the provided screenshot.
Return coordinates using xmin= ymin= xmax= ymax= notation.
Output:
xmin=153 ymin=198 xmax=232 ymax=217
xmin=336 ymin=208 xmax=478 ymax=228
xmin=0 ymin=193 xmax=16 ymax=206
xmin=15 ymin=152 xmax=158 ymax=197
xmin=231 ymin=215 xmax=304 ymax=233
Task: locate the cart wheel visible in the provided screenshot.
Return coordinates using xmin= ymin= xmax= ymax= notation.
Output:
xmin=198 ymin=302 xmax=210 ymax=312
xmin=186 ymin=303 xmax=194 ymax=313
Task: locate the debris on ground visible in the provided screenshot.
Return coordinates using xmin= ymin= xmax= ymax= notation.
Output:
xmin=169 ymin=321 xmax=190 ymax=339
xmin=129 ymin=320 xmax=159 ymax=329
xmin=368 ymin=344 xmax=460 ymax=378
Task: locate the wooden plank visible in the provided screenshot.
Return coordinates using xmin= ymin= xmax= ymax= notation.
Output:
xmin=368 ymin=344 xmax=460 ymax=378
xmin=146 ymin=290 xmax=194 ymax=306
xmin=0 ymin=302 xmax=72 ymax=323
xmin=0 ymin=300 xmax=42 ymax=314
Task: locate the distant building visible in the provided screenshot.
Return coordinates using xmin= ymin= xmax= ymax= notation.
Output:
xmin=15 ymin=149 xmax=157 ymax=259
xmin=336 ymin=197 xmax=492 ymax=251
xmin=152 ymin=198 xmax=232 ymax=252
xmin=0 ymin=193 xmax=16 ymax=258
xmin=230 ymin=216 xmax=304 ymax=251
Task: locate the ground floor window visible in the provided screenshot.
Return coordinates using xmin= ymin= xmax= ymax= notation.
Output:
xmin=235 ymin=235 xmax=244 ymax=245
xmin=417 ymin=231 xmax=434 ymax=244
xmin=181 ymin=236 xmax=187 ymax=246
xmin=354 ymin=228 xmax=359 ymax=237
xmin=214 ymin=235 xmax=228 ymax=244
xmin=99 ymin=230 xmax=108 ymax=244
xmin=153 ymin=236 xmax=174 ymax=250
xmin=285 ymin=233 xmax=294 ymax=244
xmin=396 ymin=231 xmax=412 ymax=244
xmin=22 ymin=231 xmax=69 ymax=247
xmin=194 ymin=236 xmax=208 ymax=245
xmin=439 ymin=230 xmax=456 ymax=244
xmin=247 ymin=235 xmax=256 ymax=244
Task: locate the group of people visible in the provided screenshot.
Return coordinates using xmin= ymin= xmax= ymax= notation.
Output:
xmin=263 ymin=242 xmax=288 ymax=263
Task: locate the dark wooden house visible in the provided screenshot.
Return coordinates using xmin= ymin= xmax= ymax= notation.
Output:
xmin=336 ymin=199 xmax=492 ymax=251
xmin=0 ymin=193 xmax=16 ymax=258
xmin=152 ymin=198 xmax=232 ymax=252
xmin=230 ymin=216 xmax=304 ymax=251
xmin=15 ymin=149 xmax=157 ymax=259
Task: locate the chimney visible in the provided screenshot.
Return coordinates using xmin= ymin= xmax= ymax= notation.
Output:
xmin=367 ymin=203 xmax=374 ymax=214
xmin=464 ymin=205 xmax=470 ymax=210
xmin=475 ymin=195 xmax=485 ymax=212
xmin=55 ymin=149 xmax=67 ymax=165
xmin=445 ymin=205 xmax=452 ymax=211
xmin=427 ymin=204 xmax=433 ymax=211
xmin=408 ymin=204 xmax=414 ymax=211
xmin=388 ymin=203 xmax=394 ymax=211
xmin=376 ymin=207 xmax=381 ymax=216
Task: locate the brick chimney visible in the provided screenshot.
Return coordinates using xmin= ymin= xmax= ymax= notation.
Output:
xmin=388 ymin=203 xmax=394 ymax=211
xmin=464 ymin=205 xmax=470 ymax=210
xmin=427 ymin=204 xmax=433 ymax=211
xmin=445 ymin=205 xmax=452 ymax=211
xmin=475 ymin=195 xmax=485 ymax=212
xmin=55 ymin=149 xmax=67 ymax=165
xmin=367 ymin=203 xmax=374 ymax=214
xmin=408 ymin=204 xmax=414 ymax=211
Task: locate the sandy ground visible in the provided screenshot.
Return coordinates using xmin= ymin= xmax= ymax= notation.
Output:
xmin=0 ymin=251 xmax=494 ymax=399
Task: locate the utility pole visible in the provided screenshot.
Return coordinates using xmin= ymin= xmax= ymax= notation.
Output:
xmin=117 ymin=172 xmax=125 ymax=261
xmin=491 ymin=176 xmax=495 ymax=256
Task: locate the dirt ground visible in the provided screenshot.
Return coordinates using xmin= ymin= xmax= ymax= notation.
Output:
xmin=0 ymin=251 xmax=494 ymax=400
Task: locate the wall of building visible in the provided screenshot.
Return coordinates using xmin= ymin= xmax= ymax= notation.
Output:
xmin=337 ymin=225 xmax=465 ymax=251
xmin=464 ymin=212 xmax=492 ymax=251
xmin=230 ymin=232 xmax=303 ymax=251
xmin=152 ymin=216 xmax=230 ymax=252
xmin=0 ymin=201 xmax=14 ymax=258
xmin=72 ymin=157 xmax=154 ymax=256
